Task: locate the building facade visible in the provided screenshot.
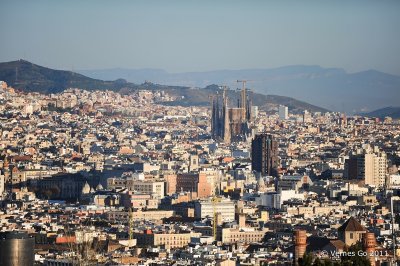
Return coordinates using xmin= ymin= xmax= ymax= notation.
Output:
xmin=278 ymin=105 xmax=288 ymax=120
xmin=133 ymin=230 xmax=201 ymax=249
xmin=210 ymin=85 xmax=252 ymax=144
xmin=194 ymin=199 xmax=235 ymax=221
xmin=166 ymin=173 xmax=212 ymax=199
xmin=221 ymin=227 xmax=268 ymax=244
xmin=251 ymin=134 xmax=278 ymax=176
xmin=345 ymin=148 xmax=387 ymax=187
xmin=126 ymin=180 xmax=165 ymax=199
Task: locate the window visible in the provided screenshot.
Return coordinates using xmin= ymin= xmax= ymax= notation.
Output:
xmin=350 ymin=233 xmax=353 ymax=239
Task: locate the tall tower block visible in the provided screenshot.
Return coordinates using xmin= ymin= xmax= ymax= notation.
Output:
xmin=251 ymin=133 xmax=279 ymax=177
xmin=294 ymin=230 xmax=307 ymax=266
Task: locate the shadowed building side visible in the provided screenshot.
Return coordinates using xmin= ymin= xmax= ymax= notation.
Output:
xmin=251 ymin=133 xmax=279 ymax=177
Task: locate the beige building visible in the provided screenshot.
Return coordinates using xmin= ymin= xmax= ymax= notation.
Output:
xmin=11 ymin=167 xmax=26 ymax=185
xmin=200 ymin=169 xmax=220 ymax=195
xmin=107 ymin=210 xmax=174 ymax=222
xmin=216 ymin=259 xmax=236 ymax=266
xmin=11 ymin=168 xmax=51 ymax=183
xmin=189 ymin=154 xmax=199 ymax=172
xmin=287 ymin=205 xmax=349 ymax=217
xmin=126 ymin=180 xmax=165 ymax=199
xmin=134 ymin=230 xmax=201 ymax=249
xmin=220 ymin=227 xmax=268 ymax=244
xmin=357 ymin=194 xmax=378 ymax=206
xmin=121 ymin=192 xmax=159 ymax=209
xmin=338 ymin=217 xmax=366 ymax=246
xmin=364 ymin=152 xmax=387 ymax=187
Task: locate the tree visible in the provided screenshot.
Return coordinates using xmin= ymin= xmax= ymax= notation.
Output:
xmin=298 ymin=253 xmax=313 ymax=266
xmin=340 ymin=243 xmax=371 ymax=266
xmin=313 ymin=257 xmax=324 ymax=266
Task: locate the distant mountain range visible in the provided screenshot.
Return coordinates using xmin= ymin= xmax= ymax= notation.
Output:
xmin=0 ymin=60 xmax=328 ymax=113
xmin=361 ymin=106 xmax=400 ymax=119
xmin=79 ymin=66 xmax=400 ymax=114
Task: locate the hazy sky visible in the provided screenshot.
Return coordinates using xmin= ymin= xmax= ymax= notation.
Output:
xmin=1 ymin=0 xmax=400 ymax=75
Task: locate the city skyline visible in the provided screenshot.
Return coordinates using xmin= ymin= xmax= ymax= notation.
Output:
xmin=1 ymin=82 xmax=399 ymax=265
xmin=1 ymin=1 xmax=400 ymax=265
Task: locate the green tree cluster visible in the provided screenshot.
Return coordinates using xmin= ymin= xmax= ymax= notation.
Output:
xmin=298 ymin=243 xmax=371 ymax=266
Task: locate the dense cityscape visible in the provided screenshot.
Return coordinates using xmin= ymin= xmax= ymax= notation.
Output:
xmin=0 ymin=78 xmax=399 ymax=265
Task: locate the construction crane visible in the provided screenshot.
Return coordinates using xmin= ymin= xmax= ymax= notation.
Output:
xmin=236 ymin=80 xmax=254 ymax=93
xmin=212 ymin=196 xmax=221 ymax=241
xmin=236 ymin=80 xmax=253 ymax=111
xmin=212 ymin=176 xmax=221 ymax=241
xmin=128 ymin=207 xmax=134 ymax=247
xmin=236 ymin=80 xmax=253 ymax=94
xmin=236 ymin=80 xmax=251 ymax=90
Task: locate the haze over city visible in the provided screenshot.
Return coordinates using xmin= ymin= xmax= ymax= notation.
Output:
xmin=1 ymin=0 xmax=400 ymax=75
xmin=1 ymin=1 xmax=400 ymax=266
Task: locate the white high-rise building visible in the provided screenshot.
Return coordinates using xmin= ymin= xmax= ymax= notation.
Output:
xmin=303 ymin=110 xmax=312 ymax=123
xmin=364 ymin=152 xmax=387 ymax=187
xmin=278 ymin=105 xmax=288 ymax=120
xmin=251 ymin=106 xmax=259 ymax=120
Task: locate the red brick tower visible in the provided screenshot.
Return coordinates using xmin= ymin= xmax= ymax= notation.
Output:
xmin=294 ymin=230 xmax=307 ymax=266
xmin=363 ymin=232 xmax=377 ymax=266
